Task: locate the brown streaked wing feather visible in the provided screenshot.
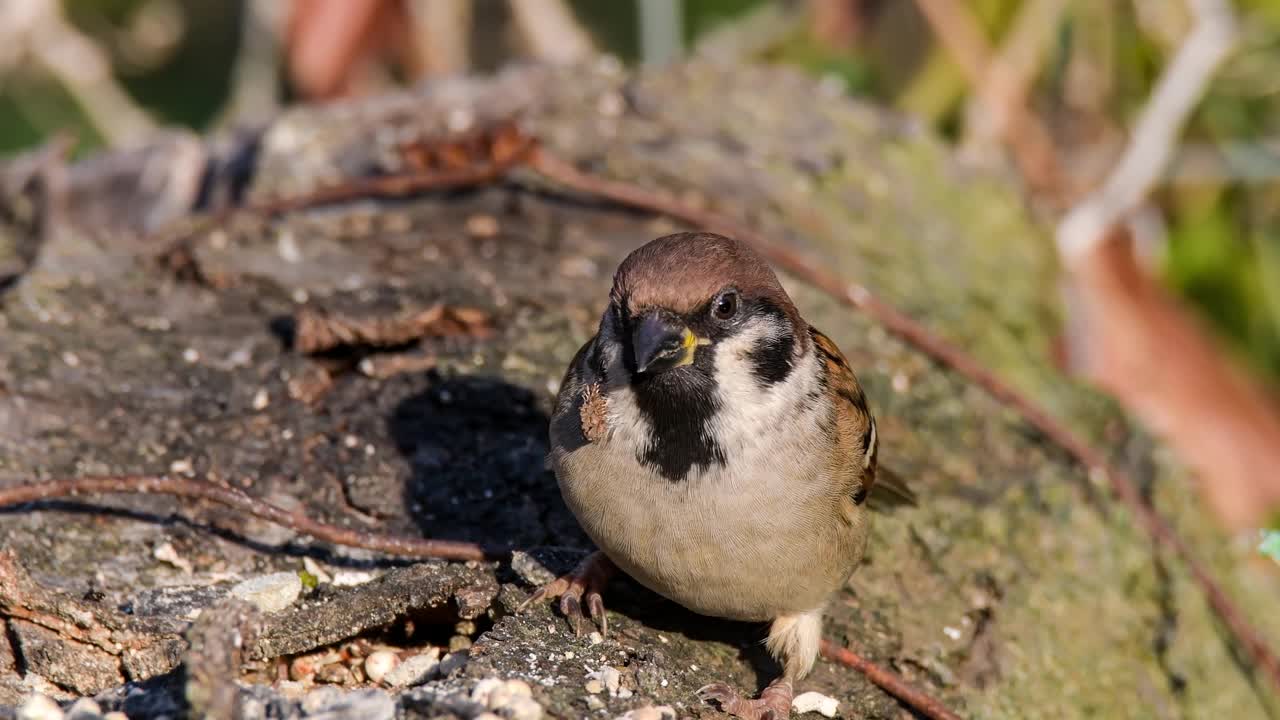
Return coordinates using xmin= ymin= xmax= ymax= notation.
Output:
xmin=810 ymin=327 xmax=877 ymax=505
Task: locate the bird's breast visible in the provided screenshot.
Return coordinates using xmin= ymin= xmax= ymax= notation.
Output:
xmin=551 ymin=384 xmax=866 ymax=621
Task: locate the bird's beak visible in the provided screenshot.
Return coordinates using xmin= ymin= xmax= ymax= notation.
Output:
xmin=632 ymin=312 xmax=703 ymax=374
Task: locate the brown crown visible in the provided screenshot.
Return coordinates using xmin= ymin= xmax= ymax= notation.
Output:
xmin=611 ymin=232 xmax=802 ymax=328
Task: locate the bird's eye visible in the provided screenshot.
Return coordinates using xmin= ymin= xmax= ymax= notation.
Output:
xmin=711 ymin=290 xmax=739 ymax=322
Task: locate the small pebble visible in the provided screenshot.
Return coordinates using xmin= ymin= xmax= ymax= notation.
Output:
xmin=503 ymin=696 xmax=543 ymax=720
xmin=585 ymin=696 xmax=605 ymax=711
xmin=251 ymin=388 xmax=270 ymax=410
xmin=892 ymin=372 xmax=910 ymax=393
xmin=277 ymin=230 xmax=302 ymax=263
xmin=474 ymin=714 xmax=503 ymax=720
xmin=230 ymin=572 xmax=302 ymax=613
xmin=331 ymin=569 xmax=379 ymax=587
xmin=447 ymin=107 xmax=475 ymax=132
xmin=471 ymin=678 xmax=505 ymax=706
xmin=363 ymin=650 xmax=398 ymax=683
xmin=584 ymin=679 xmax=604 ymax=695
xmin=182 ymin=348 xmax=200 ymax=363
xmin=315 ymin=663 xmax=353 ymax=685
xmin=17 ymin=694 xmax=63 ymax=720
xmin=485 ymin=679 xmax=534 ymax=711
xmin=792 ymin=691 xmax=839 ymax=717
xmin=600 ymin=666 xmax=621 ymax=695
xmin=383 ymin=649 xmax=441 ymax=687
xmin=596 ymin=92 xmax=624 ymax=117
xmin=153 ymin=541 xmax=194 ymax=573
xmin=449 ymin=635 xmax=472 ymax=652
xmin=167 ymin=458 xmax=194 ymax=476
xmin=276 ymin=681 xmax=308 ymax=700
xmin=103 ymin=713 xmax=129 ymax=720
xmin=64 ymin=698 xmax=100 ymax=720
xmin=302 ymin=557 xmax=331 ymax=585
xmin=505 ymin=680 xmax=533 ymax=698
xmin=290 ymin=650 xmax=340 ymax=682
xmin=436 ymin=649 xmax=469 ymax=677
xmin=466 ymin=214 xmax=500 ymax=238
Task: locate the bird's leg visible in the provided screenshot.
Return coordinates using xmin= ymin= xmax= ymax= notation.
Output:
xmin=518 ymin=550 xmax=616 ymax=637
xmin=697 ymin=608 xmax=825 ymax=719
xmin=697 ymin=678 xmax=793 ymax=720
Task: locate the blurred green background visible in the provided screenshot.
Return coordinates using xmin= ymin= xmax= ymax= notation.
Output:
xmin=3 ymin=0 xmax=1279 ymax=387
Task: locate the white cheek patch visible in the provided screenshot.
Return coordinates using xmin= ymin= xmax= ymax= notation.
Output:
xmin=710 ymin=319 xmax=822 ymax=460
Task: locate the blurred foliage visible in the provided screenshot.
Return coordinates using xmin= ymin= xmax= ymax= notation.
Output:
xmin=2 ymin=0 xmax=1280 ymax=385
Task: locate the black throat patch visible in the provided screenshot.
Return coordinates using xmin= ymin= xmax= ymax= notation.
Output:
xmin=630 ymin=367 xmax=725 ymax=482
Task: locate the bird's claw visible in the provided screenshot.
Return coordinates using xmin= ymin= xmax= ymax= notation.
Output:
xmin=697 ymin=679 xmax=792 ymax=720
xmin=518 ymin=551 xmax=614 ymax=638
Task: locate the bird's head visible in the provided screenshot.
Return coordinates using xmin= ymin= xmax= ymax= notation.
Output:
xmin=603 ymin=232 xmax=807 ymax=389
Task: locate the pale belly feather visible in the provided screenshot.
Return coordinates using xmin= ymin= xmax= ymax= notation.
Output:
xmin=556 ymin=433 xmax=864 ymax=622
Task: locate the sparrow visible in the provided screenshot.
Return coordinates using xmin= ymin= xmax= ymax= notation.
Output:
xmin=525 ymin=232 xmax=900 ymax=719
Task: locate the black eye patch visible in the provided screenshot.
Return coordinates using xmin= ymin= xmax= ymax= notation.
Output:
xmin=742 ymin=299 xmax=795 ymax=385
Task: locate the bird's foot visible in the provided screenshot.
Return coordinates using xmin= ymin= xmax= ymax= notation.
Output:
xmin=518 ymin=551 xmax=615 ymax=637
xmin=697 ymin=678 xmax=793 ymax=720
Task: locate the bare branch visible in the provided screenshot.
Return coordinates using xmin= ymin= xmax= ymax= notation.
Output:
xmin=1057 ymin=0 xmax=1238 ymax=263
xmin=821 ymin=640 xmax=961 ymax=720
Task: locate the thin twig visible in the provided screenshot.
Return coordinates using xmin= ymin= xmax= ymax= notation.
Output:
xmin=820 ymin=640 xmax=961 ymax=720
xmin=0 ymin=475 xmax=496 ymax=561
xmin=525 ymin=146 xmax=1280 ymax=692
xmin=1057 ymin=0 xmax=1238 ymax=263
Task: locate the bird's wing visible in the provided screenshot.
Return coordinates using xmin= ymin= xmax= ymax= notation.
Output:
xmin=809 ymin=327 xmax=880 ymax=507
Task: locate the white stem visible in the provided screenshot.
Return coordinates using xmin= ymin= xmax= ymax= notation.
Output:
xmin=1057 ymin=0 xmax=1237 ymax=265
